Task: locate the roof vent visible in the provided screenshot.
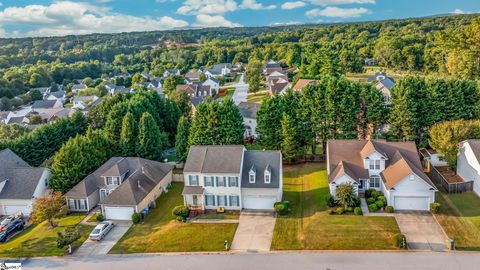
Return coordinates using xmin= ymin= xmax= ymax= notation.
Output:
xmin=138 ymin=180 xmax=141 ymax=189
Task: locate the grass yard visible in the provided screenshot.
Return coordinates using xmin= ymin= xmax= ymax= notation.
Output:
xmin=196 ymin=213 xmax=239 ymax=220
xmin=247 ymin=90 xmax=269 ymax=104
xmin=110 ymin=182 xmax=238 ymax=253
xmin=271 ymin=163 xmax=401 ymax=250
xmin=434 ymin=192 xmax=480 ymax=250
xmin=0 ymin=214 xmax=93 ymax=257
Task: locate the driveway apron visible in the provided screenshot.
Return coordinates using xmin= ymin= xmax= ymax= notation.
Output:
xmin=394 ymin=211 xmax=447 ymax=251
xmin=230 ymin=211 xmax=276 ymax=252
xmin=75 ymin=221 xmax=132 ymax=256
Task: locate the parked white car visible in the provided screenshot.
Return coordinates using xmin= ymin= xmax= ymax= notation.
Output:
xmin=89 ymin=221 xmax=114 ymax=241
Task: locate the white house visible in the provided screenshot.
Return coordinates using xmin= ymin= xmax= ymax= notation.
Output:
xmin=0 ymin=149 xmax=50 ymax=216
xmin=46 ymin=90 xmax=66 ymax=103
xmin=327 ymin=140 xmax=437 ymax=211
xmin=202 ymin=78 xmax=220 ymax=93
xmin=72 ymin=95 xmax=100 ymax=110
xmin=237 ymin=102 xmax=260 ymax=138
xmin=457 ymin=140 xmax=480 ymax=196
xmin=65 ymin=157 xmax=174 ymax=220
xmin=182 ymin=145 xmax=282 ymax=212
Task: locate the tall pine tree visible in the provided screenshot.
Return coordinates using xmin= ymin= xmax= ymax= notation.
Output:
xmin=175 ymin=117 xmax=191 ymax=162
xmin=136 ymin=112 xmax=163 ymax=160
xmin=120 ymin=112 xmax=137 ymax=156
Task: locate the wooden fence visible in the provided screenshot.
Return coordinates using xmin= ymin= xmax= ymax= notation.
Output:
xmin=419 ymin=151 xmax=474 ymax=193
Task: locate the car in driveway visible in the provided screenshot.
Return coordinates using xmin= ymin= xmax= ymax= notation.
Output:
xmin=89 ymin=221 xmax=114 ymax=241
xmin=0 ymin=217 xmax=25 ymax=242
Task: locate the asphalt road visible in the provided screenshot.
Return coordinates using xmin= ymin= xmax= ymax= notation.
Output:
xmin=20 ymin=251 xmax=480 ymax=270
xmin=231 ymin=74 xmax=248 ymax=105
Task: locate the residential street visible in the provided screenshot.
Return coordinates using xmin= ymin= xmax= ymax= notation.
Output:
xmin=231 ymin=74 xmax=248 ymax=105
xmin=21 ymin=252 xmax=480 ymax=270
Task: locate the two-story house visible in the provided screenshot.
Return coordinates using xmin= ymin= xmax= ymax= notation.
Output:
xmin=237 ymin=102 xmax=260 ymax=139
xmin=65 ymin=157 xmax=173 ymax=220
xmin=182 ymin=145 xmax=282 ymax=212
xmin=456 ymin=140 xmax=480 ymax=196
xmin=327 ymin=140 xmax=437 ymax=211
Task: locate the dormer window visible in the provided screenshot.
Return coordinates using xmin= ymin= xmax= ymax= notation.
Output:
xmin=369 ymin=160 xmax=380 ymax=170
xmin=106 ymin=176 xmax=120 ymax=185
xmin=265 ymin=171 xmax=271 ymax=184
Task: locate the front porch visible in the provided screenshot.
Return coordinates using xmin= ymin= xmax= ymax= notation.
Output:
xmin=182 ymin=186 xmax=205 ymax=217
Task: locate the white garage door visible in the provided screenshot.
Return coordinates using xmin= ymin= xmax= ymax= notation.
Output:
xmin=104 ymin=207 xmax=134 ymax=220
xmin=394 ymin=196 xmax=429 ymax=211
xmin=243 ymin=196 xmax=276 ymax=210
xmin=4 ymin=205 xmax=30 ymax=216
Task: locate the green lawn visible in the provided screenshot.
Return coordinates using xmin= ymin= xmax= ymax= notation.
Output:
xmin=434 ymin=192 xmax=480 ymax=250
xmin=271 ymin=163 xmax=401 ymax=250
xmin=247 ymin=90 xmax=269 ymax=104
xmin=110 ymin=182 xmax=238 ymax=253
xmin=0 ymin=214 xmax=93 ymax=257
xmin=196 ymin=213 xmax=239 ymax=220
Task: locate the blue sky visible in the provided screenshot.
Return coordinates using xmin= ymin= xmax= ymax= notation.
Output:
xmin=0 ymin=0 xmax=478 ymax=37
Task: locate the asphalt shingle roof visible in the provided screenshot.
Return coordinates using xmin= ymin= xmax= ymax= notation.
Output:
xmin=241 ymin=150 xmax=281 ymax=188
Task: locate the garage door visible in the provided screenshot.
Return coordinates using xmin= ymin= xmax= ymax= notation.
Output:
xmin=104 ymin=207 xmax=134 ymax=220
xmin=4 ymin=205 xmax=30 ymax=216
xmin=243 ymin=196 xmax=276 ymax=210
xmin=394 ymin=196 xmax=429 ymax=211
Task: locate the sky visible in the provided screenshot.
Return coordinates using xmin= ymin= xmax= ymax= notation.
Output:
xmin=0 ymin=0 xmax=478 ymax=38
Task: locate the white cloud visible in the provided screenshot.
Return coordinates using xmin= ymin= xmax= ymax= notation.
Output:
xmin=306 ymin=6 xmax=370 ymax=18
xmin=270 ymin=21 xmax=302 ymax=26
xmin=193 ymin=14 xmax=242 ymax=27
xmin=452 ymin=9 xmax=465 ymax=14
xmin=176 ymin=0 xmax=238 ymax=15
xmin=310 ymin=0 xmax=375 ymax=5
xmin=0 ymin=1 xmax=188 ymax=37
xmin=239 ymin=0 xmax=276 ymax=10
xmin=281 ymin=1 xmax=307 ymax=10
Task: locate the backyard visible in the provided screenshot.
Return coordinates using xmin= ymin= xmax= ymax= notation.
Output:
xmin=0 ymin=214 xmax=93 ymax=257
xmin=110 ymin=182 xmax=238 ymax=253
xmin=271 ymin=163 xmax=401 ymax=250
xmin=247 ymin=90 xmax=268 ymax=104
xmin=434 ymin=192 xmax=480 ymax=250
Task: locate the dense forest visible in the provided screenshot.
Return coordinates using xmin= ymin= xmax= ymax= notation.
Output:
xmin=0 ymin=14 xmax=479 ymax=103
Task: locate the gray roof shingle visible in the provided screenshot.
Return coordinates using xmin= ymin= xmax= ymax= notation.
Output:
xmin=241 ymin=150 xmax=281 ymax=188
xmin=183 ymin=145 xmax=244 ymax=174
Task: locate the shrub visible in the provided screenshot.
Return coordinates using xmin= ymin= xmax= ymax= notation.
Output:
xmin=367 ymin=197 xmax=376 ymax=204
xmin=346 ymin=207 xmax=354 ymax=212
xmin=56 ymin=227 xmax=80 ymax=248
xmin=378 ymin=196 xmax=387 ymax=204
xmin=371 ymin=190 xmax=383 ymax=199
xmin=368 ymin=204 xmax=378 ymax=212
xmin=394 ymin=233 xmax=407 ymax=249
xmin=354 ymin=207 xmax=363 ymax=215
xmin=95 ymin=214 xmax=104 ymax=222
xmin=132 ymin=212 xmax=143 ymax=224
xmin=385 ymin=206 xmax=394 ymax=213
xmin=335 ymin=207 xmax=345 ymax=215
xmin=172 ymin=205 xmax=190 ymax=218
xmin=328 ymin=209 xmax=335 ymax=215
xmin=325 ymin=195 xmax=335 ymax=207
xmin=274 ymin=203 xmax=288 ymax=215
xmin=354 ymin=197 xmax=361 ymax=207
xmin=430 ymin=203 xmax=441 ymax=214
xmin=375 ymin=200 xmax=384 ymax=209
xmin=365 ymin=188 xmax=376 ymax=198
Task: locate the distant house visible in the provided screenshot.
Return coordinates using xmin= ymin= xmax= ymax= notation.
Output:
xmin=182 ymin=145 xmax=282 ymax=211
xmin=327 ymin=140 xmax=437 ymax=211
xmin=368 ymin=72 xmax=395 ymax=105
xmin=71 ymin=83 xmax=88 ymax=94
xmin=364 ymin=58 xmax=378 ymax=66
xmin=46 ymin=90 xmax=66 ymax=103
xmin=212 ymin=63 xmax=232 ymax=76
xmin=177 ymin=83 xmax=212 ymax=98
xmin=0 ymin=149 xmax=50 ymax=216
xmin=32 ymin=100 xmax=63 ymax=110
xmin=237 ymin=102 xmax=260 ymax=138
xmin=141 ymin=71 xmax=157 ymax=81
xmin=163 ymin=69 xmax=180 ymax=78
xmin=190 ymin=96 xmax=207 ymax=116
xmin=204 ymin=69 xmax=221 ymax=79
xmin=65 ymin=157 xmax=174 ymax=220
xmin=72 ymin=95 xmax=100 ymax=110
xmin=264 ymin=60 xmax=283 ymax=76
xmin=185 ymin=70 xmax=202 ymax=82
xmin=269 ymin=78 xmax=291 ymax=95
xmin=202 ymin=77 xmax=220 ymax=93
xmin=293 ymin=79 xmax=318 ymax=92
xmin=267 ymin=71 xmax=288 ymax=86
xmin=35 ymin=108 xmax=74 ymax=123
xmin=456 ymin=140 xmax=480 ymax=196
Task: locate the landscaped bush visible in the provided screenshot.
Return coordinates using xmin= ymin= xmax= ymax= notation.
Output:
xmin=95 ymin=214 xmax=104 ymax=222
xmin=354 ymin=197 xmax=361 ymax=207
xmin=367 ymin=197 xmax=376 ymax=204
xmin=430 ymin=203 xmax=441 ymax=214
xmin=368 ymin=204 xmax=378 ymax=212
xmin=394 ymin=233 xmax=407 ymax=249
xmin=378 ymin=196 xmax=387 ymax=205
xmin=346 ymin=207 xmax=354 ymax=212
xmin=132 ymin=212 xmax=144 ymax=224
xmin=365 ymin=188 xmax=376 ymax=198
xmin=274 ymin=202 xmax=288 ymax=215
xmin=335 ymin=207 xmax=345 ymax=215
xmin=385 ymin=206 xmax=394 ymax=213
xmin=371 ymin=190 xmax=383 ymax=199
xmin=325 ymin=195 xmax=335 ymax=207
xmin=354 ymin=207 xmax=363 ymax=215
xmin=375 ymin=200 xmax=384 ymax=209
xmin=172 ymin=205 xmax=190 ymax=219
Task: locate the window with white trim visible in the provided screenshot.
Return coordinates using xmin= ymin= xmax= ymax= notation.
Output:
xmin=216 ymin=176 xmax=226 ymax=187
xmin=188 ymin=175 xmax=199 ymax=186
xmin=205 ymin=195 xmax=215 ymax=206
xmin=369 ymin=175 xmax=381 ymax=188
xmin=369 ymin=160 xmax=381 ymax=170
xmin=204 ymin=176 xmax=214 ymax=187
xmin=265 ymin=172 xmax=271 ymax=184
xmin=217 ymin=195 xmax=227 ymax=206
xmin=229 ymin=195 xmax=239 ymax=207
xmin=228 ymin=176 xmax=238 ymax=187
xmin=249 ymin=172 xmax=255 ymax=183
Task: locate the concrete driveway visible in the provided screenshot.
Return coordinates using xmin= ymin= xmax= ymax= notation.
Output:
xmin=75 ymin=221 xmax=131 ymax=256
xmin=231 ymin=74 xmax=248 ymax=105
xmin=394 ymin=211 xmax=447 ymax=251
xmin=230 ymin=211 xmax=276 ymax=252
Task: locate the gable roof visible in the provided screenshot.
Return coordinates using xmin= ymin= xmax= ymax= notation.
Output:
xmin=184 ymin=145 xmax=245 ymax=174
xmin=327 ymin=140 xmax=434 ymax=189
xmin=462 ymin=140 xmax=480 ymax=164
xmin=241 ymin=150 xmax=281 ymax=188
xmin=270 ymin=82 xmax=290 ymax=95
xmin=293 ymin=79 xmax=318 ymax=91
xmin=237 ymin=102 xmax=260 ymax=119
xmin=32 ymin=100 xmax=59 ymax=109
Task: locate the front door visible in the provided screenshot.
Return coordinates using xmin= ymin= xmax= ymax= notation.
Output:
xmin=192 ymin=195 xmax=198 ymax=205
xmin=359 ymin=180 xmax=364 ymax=190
